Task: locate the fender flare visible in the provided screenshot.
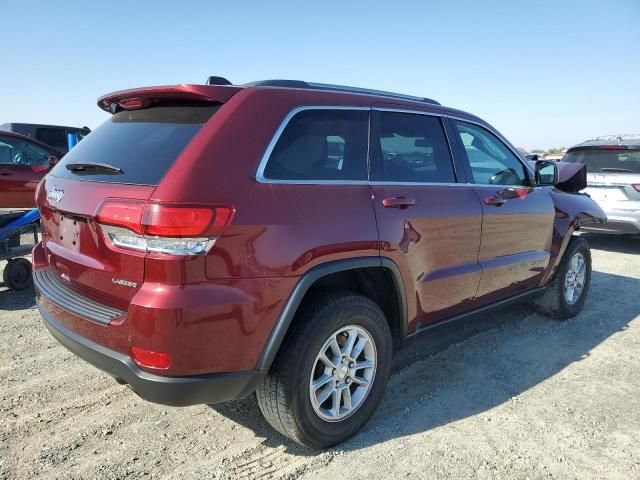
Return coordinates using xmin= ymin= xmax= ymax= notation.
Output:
xmin=255 ymin=256 xmax=407 ymax=371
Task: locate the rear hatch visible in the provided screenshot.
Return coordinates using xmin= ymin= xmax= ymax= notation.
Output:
xmin=563 ymin=146 xmax=640 ymax=206
xmin=38 ymin=86 xmax=236 ymax=309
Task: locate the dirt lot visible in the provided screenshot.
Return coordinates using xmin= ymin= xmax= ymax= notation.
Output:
xmin=1 ymin=233 xmax=639 ymax=480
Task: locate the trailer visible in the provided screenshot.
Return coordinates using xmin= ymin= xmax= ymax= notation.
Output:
xmin=0 ymin=209 xmax=40 ymax=290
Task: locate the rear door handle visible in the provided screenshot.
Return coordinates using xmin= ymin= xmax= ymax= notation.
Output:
xmin=0 ymin=169 xmax=10 ymax=176
xmin=382 ymin=197 xmax=416 ymax=209
xmin=484 ymin=195 xmax=506 ymax=206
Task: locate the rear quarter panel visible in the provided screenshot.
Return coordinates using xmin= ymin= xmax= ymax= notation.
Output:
xmin=150 ymin=88 xmax=380 ymax=279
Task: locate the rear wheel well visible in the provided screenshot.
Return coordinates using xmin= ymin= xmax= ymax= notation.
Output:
xmin=303 ymin=267 xmax=404 ymax=342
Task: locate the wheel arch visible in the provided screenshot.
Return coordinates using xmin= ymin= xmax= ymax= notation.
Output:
xmin=255 ymin=257 xmax=407 ymax=371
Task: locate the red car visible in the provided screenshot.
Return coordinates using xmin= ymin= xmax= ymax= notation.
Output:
xmin=33 ymin=79 xmax=606 ymax=448
xmin=0 ymin=131 xmax=63 ymax=208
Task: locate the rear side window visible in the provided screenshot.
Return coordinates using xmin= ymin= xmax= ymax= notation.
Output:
xmin=36 ymin=128 xmax=68 ymax=151
xmin=376 ymin=112 xmax=455 ymax=183
xmin=563 ymin=148 xmax=640 ymax=173
xmin=51 ymin=104 xmax=219 ymax=185
xmin=262 ymin=109 xmax=369 ymax=181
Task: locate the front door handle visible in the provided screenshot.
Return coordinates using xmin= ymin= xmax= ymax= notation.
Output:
xmin=0 ymin=169 xmax=10 ymax=176
xmin=484 ymin=195 xmax=506 ymax=206
xmin=382 ymin=197 xmax=416 ymax=209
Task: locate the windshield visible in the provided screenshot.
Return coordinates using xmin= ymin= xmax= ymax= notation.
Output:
xmin=563 ymin=148 xmax=640 ymax=173
xmin=51 ymin=103 xmax=220 ymax=185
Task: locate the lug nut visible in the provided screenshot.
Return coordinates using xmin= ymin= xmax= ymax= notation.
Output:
xmin=349 ymin=361 xmax=354 ymax=368
xmin=332 ymin=368 xmax=336 ymax=375
xmin=346 ymin=377 xmax=351 ymax=384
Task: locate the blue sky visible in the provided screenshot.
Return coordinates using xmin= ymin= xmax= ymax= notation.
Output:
xmin=1 ymin=0 xmax=638 ymax=150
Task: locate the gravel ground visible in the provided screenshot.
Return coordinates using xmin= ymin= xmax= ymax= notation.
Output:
xmin=1 ymin=233 xmax=639 ymax=480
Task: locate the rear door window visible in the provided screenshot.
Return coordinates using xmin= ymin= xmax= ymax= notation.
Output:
xmin=51 ymin=103 xmax=220 ymax=185
xmin=262 ymin=109 xmax=369 ymax=181
xmin=375 ymin=112 xmax=455 ymax=183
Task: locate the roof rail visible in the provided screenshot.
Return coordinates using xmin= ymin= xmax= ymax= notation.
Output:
xmin=243 ymin=79 xmax=441 ymax=105
xmin=594 ymin=134 xmax=640 ymax=142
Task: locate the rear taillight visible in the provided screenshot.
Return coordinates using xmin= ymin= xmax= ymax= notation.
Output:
xmin=96 ymin=200 xmax=234 ymax=255
xmin=633 ymin=184 xmax=640 ymax=192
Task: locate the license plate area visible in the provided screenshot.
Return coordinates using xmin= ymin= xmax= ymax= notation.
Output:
xmin=585 ymin=187 xmax=626 ymax=202
xmin=57 ymin=213 xmax=83 ymax=251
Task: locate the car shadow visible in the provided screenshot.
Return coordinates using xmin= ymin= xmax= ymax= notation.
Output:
xmin=0 ymin=284 xmax=35 ymax=311
xmin=580 ymin=232 xmax=639 ymax=255
xmin=210 ymin=269 xmax=639 ymax=453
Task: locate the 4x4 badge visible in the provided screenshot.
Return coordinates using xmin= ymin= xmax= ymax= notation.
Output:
xmin=47 ymin=188 xmax=64 ymax=203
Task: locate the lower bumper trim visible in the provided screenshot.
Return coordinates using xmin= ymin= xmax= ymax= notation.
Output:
xmin=37 ymin=299 xmax=265 ymax=406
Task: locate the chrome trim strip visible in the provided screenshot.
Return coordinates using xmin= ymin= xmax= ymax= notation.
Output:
xmin=255 ymin=105 xmax=534 ymax=185
xmin=370 ymin=181 xmax=469 ymax=187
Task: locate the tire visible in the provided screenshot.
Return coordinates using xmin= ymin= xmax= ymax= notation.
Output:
xmin=256 ymin=291 xmax=393 ymax=449
xmin=534 ymin=236 xmax=591 ymax=320
xmin=3 ymin=258 xmax=33 ymax=291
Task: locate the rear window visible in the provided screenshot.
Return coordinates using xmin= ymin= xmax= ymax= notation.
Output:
xmin=36 ymin=128 xmax=68 ymax=152
xmin=262 ymin=109 xmax=369 ymax=181
xmin=563 ymin=148 xmax=640 ymax=173
xmin=51 ymin=103 xmax=219 ymax=185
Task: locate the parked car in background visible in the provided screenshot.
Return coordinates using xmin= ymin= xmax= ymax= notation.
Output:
xmin=0 ymin=131 xmax=63 ymax=208
xmin=563 ymin=134 xmax=640 ymax=235
xmin=0 ymin=123 xmax=90 ymax=154
xmin=34 ymin=79 xmax=606 ymax=448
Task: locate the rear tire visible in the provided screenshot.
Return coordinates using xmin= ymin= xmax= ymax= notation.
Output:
xmin=256 ymin=292 xmax=393 ymax=449
xmin=534 ymin=236 xmax=591 ymax=320
xmin=3 ymin=258 xmax=33 ymax=291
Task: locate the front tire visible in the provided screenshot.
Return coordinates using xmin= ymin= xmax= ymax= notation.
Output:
xmin=534 ymin=236 xmax=591 ymax=320
xmin=256 ymin=292 xmax=393 ymax=449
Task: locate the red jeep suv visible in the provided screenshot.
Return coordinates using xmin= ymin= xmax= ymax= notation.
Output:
xmin=33 ymin=79 xmax=606 ymax=448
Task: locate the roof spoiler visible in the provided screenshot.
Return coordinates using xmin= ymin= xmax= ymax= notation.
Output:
xmin=97 ymin=84 xmax=241 ymax=113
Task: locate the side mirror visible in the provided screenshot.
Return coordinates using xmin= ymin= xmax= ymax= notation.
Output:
xmin=525 ymin=154 xmax=539 ymax=161
xmin=48 ymin=155 xmax=59 ymax=167
xmin=535 ymin=160 xmax=558 ymax=186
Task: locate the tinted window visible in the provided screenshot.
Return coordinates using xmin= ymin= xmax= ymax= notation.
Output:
xmin=51 ymin=104 xmax=219 ymax=185
xmin=453 ymin=121 xmax=528 ymax=186
xmin=263 ymin=109 xmax=368 ymax=181
xmin=563 ymin=148 xmax=640 ymax=173
xmin=377 ymin=112 xmax=455 ymax=183
xmin=36 ymin=128 xmax=68 ymax=151
xmin=0 ymin=136 xmax=50 ymax=166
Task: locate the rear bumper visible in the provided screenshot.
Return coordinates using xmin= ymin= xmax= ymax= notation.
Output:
xmin=581 ymin=210 xmax=640 ymax=235
xmin=38 ymin=299 xmax=265 ymax=406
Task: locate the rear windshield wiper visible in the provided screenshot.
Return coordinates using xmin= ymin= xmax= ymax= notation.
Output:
xmin=599 ymin=167 xmax=634 ymax=173
xmin=65 ymin=162 xmax=124 ymax=175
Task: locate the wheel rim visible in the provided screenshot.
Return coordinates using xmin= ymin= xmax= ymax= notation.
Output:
xmin=309 ymin=325 xmax=377 ymax=422
xmin=564 ymin=252 xmax=586 ymax=305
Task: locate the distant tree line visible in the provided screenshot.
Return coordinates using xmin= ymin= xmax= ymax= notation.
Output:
xmin=517 ymin=147 xmax=567 ymax=156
